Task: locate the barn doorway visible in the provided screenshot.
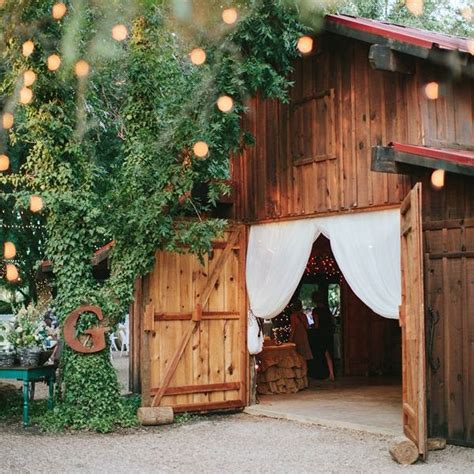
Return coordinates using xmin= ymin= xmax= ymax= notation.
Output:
xmin=249 ymin=235 xmax=402 ymax=436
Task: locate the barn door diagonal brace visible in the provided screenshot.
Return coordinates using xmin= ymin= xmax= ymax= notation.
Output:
xmin=151 ymin=229 xmax=241 ymax=408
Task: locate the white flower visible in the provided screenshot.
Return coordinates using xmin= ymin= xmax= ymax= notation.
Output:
xmin=16 ymin=326 xmax=23 ymax=333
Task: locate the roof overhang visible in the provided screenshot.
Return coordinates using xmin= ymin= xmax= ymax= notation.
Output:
xmin=371 ymin=143 xmax=474 ymax=177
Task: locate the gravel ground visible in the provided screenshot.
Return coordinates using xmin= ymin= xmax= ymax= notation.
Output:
xmin=1 ymin=414 xmax=472 ymax=474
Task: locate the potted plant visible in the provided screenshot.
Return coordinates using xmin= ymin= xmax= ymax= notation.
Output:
xmin=4 ymin=304 xmax=48 ymax=367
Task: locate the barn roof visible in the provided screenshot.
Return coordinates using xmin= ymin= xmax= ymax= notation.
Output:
xmin=372 ymin=143 xmax=474 ymax=177
xmin=325 ymin=14 xmax=473 ymax=58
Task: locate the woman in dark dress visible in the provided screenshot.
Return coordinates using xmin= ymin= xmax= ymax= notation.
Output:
xmin=310 ymin=291 xmax=335 ymax=381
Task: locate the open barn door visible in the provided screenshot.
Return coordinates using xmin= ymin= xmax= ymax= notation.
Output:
xmin=400 ymin=183 xmax=427 ymax=459
xmin=141 ymin=226 xmax=247 ymax=413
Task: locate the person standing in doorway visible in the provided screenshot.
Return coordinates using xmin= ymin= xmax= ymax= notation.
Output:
xmin=311 ymin=290 xmax=335 ymax=381
xmin=289 ymin=299 xmax=313 ymax=361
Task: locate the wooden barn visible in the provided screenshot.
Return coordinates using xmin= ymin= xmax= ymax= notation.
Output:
xmin=130 ymin=14 xmax=474 ymax=456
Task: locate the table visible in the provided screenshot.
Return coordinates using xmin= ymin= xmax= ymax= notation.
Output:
xmin=0 ymin=364 xmax=57 ymax=427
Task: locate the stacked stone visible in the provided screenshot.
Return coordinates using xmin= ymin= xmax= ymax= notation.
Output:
xmin=257 ymin=350 xmax=308 ymax=395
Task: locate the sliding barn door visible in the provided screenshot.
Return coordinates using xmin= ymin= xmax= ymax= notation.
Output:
xmin=143 ymin=226 xmax=247 ymax=413
xmin=400 ymin=183 xmax=427 ymax=459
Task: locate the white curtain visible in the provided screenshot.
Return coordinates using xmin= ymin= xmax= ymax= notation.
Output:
xmin=246 ymin=209 xmax=401 ymax=320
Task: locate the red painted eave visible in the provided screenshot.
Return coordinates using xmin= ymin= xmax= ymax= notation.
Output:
xmin=325 ymin=14 xmax=472 ymax=54
xmin=391 ymin=142 xmax=474 ymax=168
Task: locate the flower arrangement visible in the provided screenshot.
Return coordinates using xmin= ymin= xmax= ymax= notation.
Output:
xmin=2 ymin=303 xmax=48 ymax=351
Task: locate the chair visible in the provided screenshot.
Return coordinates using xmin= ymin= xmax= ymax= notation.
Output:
xmin=119 ymin=326 xmax=129 ymax=357
xmin=109 ymin=332 xmax=119 ymax=359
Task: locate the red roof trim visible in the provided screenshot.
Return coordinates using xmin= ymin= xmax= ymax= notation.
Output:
xmin=325 ymin=14 xmax=471 ymax=54
xmin=391 ymin=143 xmax=474 ymax=168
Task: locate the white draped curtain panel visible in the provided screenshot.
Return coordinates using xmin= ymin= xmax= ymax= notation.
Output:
xmin=246 ymin=209 xmax=401 ymax=321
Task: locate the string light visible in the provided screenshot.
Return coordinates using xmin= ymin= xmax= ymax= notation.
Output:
xmin=4 ymin=242 xmax=16 ymax=259
xmin=193 ymin=141 xmax=209 ymax=158
xmin=23 ymin=70 xmax=37 ymax=87
xmin=424 ymin=81 xmax=439 ymax=100
xmin=112 ymin=24 xmax=128 ymax=41
xmin=297 ymin=36 xmax=313 ymax=54
xmin=305 ymin=254 xmax=341 ymax=279
xmin=5 ymin=264 xmax=19 ymax=282
xmin=189 ymin=48 xmax=206 ymax=66
xmin=47 ymin=54 xmax=61 ymax=71
xmin=75 ymin=60 xmax=90 ymax=78
xmin=406 ymin=0 xmax=423 ymax=16
xmin=222 ymin=8 xmax=238 ymax=25
xmin=431 ymin=169 xmax=445 ymax=189
xmin=217 ymin=95 xmax=233 ymax=113
xmin=52 ymin=2 xmax=67 ymax=20
xmin=22 ymin=40 xmax=34 ymax=57
xmin=29 ymin=195 xmax=44 ymax=213
xmin=0 ymin=154 xmax=9 ymax=171
xmin=2 ymin=113 xmax=14 ymax=129
xmin=19 ymin=87 xmax=33 ymax=104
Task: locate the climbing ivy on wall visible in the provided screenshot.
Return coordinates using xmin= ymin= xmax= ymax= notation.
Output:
xmin=0 ymin=0 xmax=310 ymax=431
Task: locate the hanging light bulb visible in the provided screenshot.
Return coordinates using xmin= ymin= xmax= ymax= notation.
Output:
xmin=47 ymin=54 xmax=61 ymax=71
xmin=22 ymin=40 xmax=34 ymax=57
xmin=222 ymin=8 xmax=238 ymax=25
xmin=6 ymin=264 xmax=19 ymax=282
xmin=424 ymin=82 xmax=439 ymax=100
xmin=193 ymin=141 xmax=209 ymax=158
xmin=217 ymin=95 xmax=233 ymax=113
xmin=431 ymin=169 xmax=445 ymax=189
xmin=297 ymin=36 xmax=314 ymax=54
xmin=52 ymin=2 xmax=67 ymax=19
xmin=75 ymin=60 xmax=90 ymax=78
xmin=29 ymin=195 xmax=43 ymax=213
xmin=2 ymin=113 xmax=13 ymax=129
xmin=19 ymin=87 xmax=33 ymax=104
xmin=23 ymin=70 xmax=37 ymax=87
xmin=189 ymin=48 xmax=206 ymax=66
xmin=4 ymin=242 xmax=16 ymax=259
xmin=0 ymin=154 xmax=9 ymax=171
xmin=112 ymin=24 xmax=128 ymax=41
xmin=406 ymin=0 xmax=423 ymax=16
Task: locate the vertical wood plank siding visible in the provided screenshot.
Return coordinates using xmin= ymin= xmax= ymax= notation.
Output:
xmin=233 ymin=34 xmax=473 ymax=222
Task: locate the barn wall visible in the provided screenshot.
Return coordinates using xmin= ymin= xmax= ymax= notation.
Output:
xmin=232 ymin=33 xmax=474 ymax=222
xmin=420 ymin=173 xmax=474 ymax=446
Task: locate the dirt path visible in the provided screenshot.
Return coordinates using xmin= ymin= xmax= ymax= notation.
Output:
xmin=1 ymin=414 xmax=472 ymax=473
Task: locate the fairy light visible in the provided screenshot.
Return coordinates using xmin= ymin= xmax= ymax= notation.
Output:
xmin=217 ymin=95 xmax=233 ymax=113
xmin=0 ymin=154 xmax=9 ymax=171
xmin=406 ymin=0 xmax=423 ymax=16
xmin=431 ymin=169 xmax=445 ymax=189
xmin=4 ymin=242 xmax=16 ymax=259
xmin=305 ymin=254 xmax=341 ymax=279
xmin=19 ymin=87 xmax=33 ymax=104
xmin=297 ymin=36 xmax=313 ymax=54
xmin=23 ymin=70 xmax=37 ymax=87
xmin=47 ymin=54 xmax=61 ymax=71
xmin=222 ymin=8 xmax=238 ymax=25
xmin=52 ymin=2 xmax=67 ymax=20
xmin=5 ymin=264 xmax=19 ymax=282
xmin=189 ymin=48 xmax=206 ymax=66
xmin=112 ymin=24 xmax=128 ymax=41
xmin=424 ymin=82 xmax=439 ymax=100
xmin=193 ymin=141 xmax=209 ymax=158
xmin=75 ymin=60 xmax=90 ymax=78
xmin=2 ymin=113 xmax=14 ymax=129
xmin=22 ymin=40 xmax=34 ymax=57
xmin=29 ymin=195 xmax=44 ymax=213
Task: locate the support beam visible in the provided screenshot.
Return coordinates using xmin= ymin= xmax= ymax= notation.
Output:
xmin=369 ymin=44 xmax=414 ymax=74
